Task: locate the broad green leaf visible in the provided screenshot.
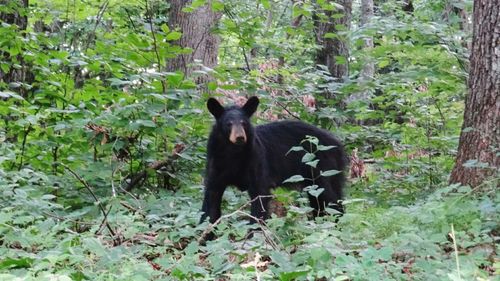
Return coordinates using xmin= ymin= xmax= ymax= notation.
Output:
xmin=301 ymin=152 xmax=315 ymax=163
xmin=283 ymin=175 xmax=305 ymax=183
xmin=260 ymin=0 xmax=271 ymax=9
xmin=161 ymin=24 xmax=170 ymax=33
xmin=0 ymin=91 xmax=24 ymax=100
xmin=378 ymin=60 xmax=390 ymax=68
xmin=0 ymin=257 xmax=33 ymax=270
xmin=308 ymin=187 xmax=324 ymax=198
xmin=286 ymin=146 xmax=304 ymax=155
xmin=166 ymin=31 xmax=183 ymax=41
xmin=306 ymin=159 xmax=319 ymax=168
xmin=211 ymin=1 xmax=224 ymax=11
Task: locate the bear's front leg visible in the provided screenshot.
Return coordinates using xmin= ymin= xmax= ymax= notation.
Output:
xmin=248 ymin=186 xmax=272 ymax=223
xmin=200 ymin=183 xmax=226 ymax=224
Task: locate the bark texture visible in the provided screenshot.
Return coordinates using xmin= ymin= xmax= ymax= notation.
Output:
xmin=166 ymin=0 xmax=221 ymax=84
xmin=359 ymin=0 xmax=374 ymax=81
xmin=449 ymin=0 xmax=499 ymax=187
xmin=314 ymin=0 xmax=352 ymax=80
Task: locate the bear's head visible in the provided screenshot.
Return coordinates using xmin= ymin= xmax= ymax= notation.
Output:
xmin=207 ymin=96 xmax=259 ymax=145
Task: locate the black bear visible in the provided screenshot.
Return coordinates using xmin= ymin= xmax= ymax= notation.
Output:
xmin=200 ymin=96 xmax=347 ymax=225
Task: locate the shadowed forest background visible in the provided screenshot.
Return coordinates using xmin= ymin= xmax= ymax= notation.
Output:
xmin=0 ymin=0 xmax=498 ymax=280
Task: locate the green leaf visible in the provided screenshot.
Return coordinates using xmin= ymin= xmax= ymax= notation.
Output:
xmin=211 ymin=1 xmax=224 ymax=11
xmin=317 ymin=145 xmax=336 ymax=151
xmin=83 ymin=238 xmax=107 ymax=257
xmin=310 ymin=247 xmax=331 ymax=262
xmin=108 ymin=78 xmax=131 ymax=86
xmin=260 ymin=0 xmax=271 ymax=9
xmin=283 ymin=175 xmax=305 ymax=183
xmin=301 ymin=152 xmax=315 ymax=163
xmin=286 ymin=146 xmax=304 ymax=155
xmin=320 ymin=169 xmax=341 ymax=177
xmin=161 ymin=24 xmax=170 ymax=33
xmin=166 ymin=31 xmax=183 ymax=41
xmin=279 ymin=270 xmax=309 ymax=281
xmin=378 ymin=60 xmax=390 ymax=68
xmin=207 ymin=81 xmax=217 ymax=91
xmin=0 ymin=91 xmax=24 ymax=100
xmin=0 ymin=257 xmax=33 ymax=270
xmin=308 ymin=187 xmax=324 ymax=198
xmin=134 ymin=120 xmax=157 ymax=128
xmin=306 ymin=159 xmax=319 ymax=168
xmin=324 ymin=32 xmax=338 ymax=39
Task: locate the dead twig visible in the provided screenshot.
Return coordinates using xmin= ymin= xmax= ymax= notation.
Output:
xmin=198 ymin=195 xmax=279 ymax=246
xmin=235 ymin=210 xmax=282 ymax=251
xmin=275 ymin=100 xmax=301 ymax=120
xmin=122 ymin=142 xmax=187 ymax=191
xmin=95 ymin=205 xmax=113 ymax=235
xmin=59 ymin=163 xmax=119 ymax=244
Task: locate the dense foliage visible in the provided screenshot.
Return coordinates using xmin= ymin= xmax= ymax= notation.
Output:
xmin=0 ymin=0 xmax=497 ymax=280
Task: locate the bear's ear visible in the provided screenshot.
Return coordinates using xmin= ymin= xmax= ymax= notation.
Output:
xmin=242 ymin=96 xmax=259 ymax=117
xmin=207 ymin=98 xmax=225 ymax=119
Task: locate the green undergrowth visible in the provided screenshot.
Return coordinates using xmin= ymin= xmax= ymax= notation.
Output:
xmin=0 ymin=159 xmax=498 ymax=280
xmin=1 ymin=0 xmax=496 ymax=280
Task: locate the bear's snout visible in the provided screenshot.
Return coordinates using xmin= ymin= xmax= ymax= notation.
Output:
xmin=229 ymin=125 xmax=247 ymax=145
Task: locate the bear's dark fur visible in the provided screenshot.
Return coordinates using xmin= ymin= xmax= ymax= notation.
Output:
xmin=200 ymin=96 xmax=347 ymax=225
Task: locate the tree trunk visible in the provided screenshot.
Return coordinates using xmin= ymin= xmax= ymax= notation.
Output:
xmin=166 ymin=0 xmax=221 ymax=85
xmin=314 ymin=0 xmax=352 ymax=80
xmin=359 ymin=0 xmax=374 ymax=81
xmin=449 ymin=0 xmax=499 ymax=187
xmin=346 ymin=0 xmax=373 ymax=105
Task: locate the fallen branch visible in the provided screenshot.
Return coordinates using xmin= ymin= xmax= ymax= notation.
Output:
xmin=122 ymin=143 xmax=187 ymax=191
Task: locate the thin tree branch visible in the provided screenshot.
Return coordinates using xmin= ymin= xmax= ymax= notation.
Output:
xmin=145 ymin=0 xmax=167 ymax=94
xmin=198 ymin=195 xmax=276 ymax=244
xmin=59 ymin=163 xmax=118 ymax=241
xmin=275 ymin=100 xmax=301 ymax=120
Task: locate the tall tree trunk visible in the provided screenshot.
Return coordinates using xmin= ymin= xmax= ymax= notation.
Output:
xmin=359 ymin=0 xmax=374 ymax=81
xmin=313 ymin=0 xmax=352 ymax=80
xmin=166 ymin=0 xmax=221 ymax=85
xmin=346 ymin=0 xmax=373 ymax=105
xmin=449 ymin=0 xmax=499 ymax=187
